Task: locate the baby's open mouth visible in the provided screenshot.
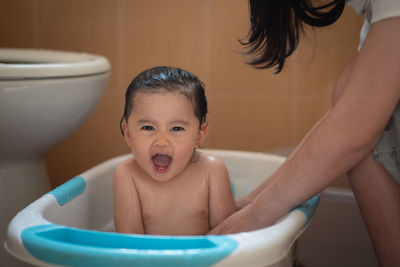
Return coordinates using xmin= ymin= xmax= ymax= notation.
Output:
xmin=152 ymin=154 xmax=172 ymax=172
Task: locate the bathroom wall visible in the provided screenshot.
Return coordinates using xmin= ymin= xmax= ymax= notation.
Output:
xmin=0 ymin=0 xmax=363 ymax=188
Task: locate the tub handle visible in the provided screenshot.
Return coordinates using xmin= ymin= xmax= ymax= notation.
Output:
xmin=22 ymin=224 xmax=237 ymax=267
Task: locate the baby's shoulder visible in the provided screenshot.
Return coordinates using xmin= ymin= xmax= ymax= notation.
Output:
xmin=195 ymin=151 xmax=227 ymax=171
xmin=195 ymin=151 xmax=230 ymax=185
xmin=114 ymin=157 xmax=138 ymax=180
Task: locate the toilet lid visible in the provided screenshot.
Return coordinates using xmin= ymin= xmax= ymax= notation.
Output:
xmin=0 ymin=48 xmax=110 ymax=79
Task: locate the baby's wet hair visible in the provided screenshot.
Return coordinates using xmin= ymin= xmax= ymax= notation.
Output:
xmin=121 ymin=66 xmax=208 ymax=135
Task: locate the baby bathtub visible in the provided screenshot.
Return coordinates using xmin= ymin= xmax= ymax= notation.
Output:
xmin=5 ymin=149 xmax=319 ymax=267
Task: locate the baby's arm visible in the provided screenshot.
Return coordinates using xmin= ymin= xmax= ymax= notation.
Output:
xmin=113 ymin=161 xmax=144 ymax=234
xmin=208 ymin=156 xmax=237 ymax=230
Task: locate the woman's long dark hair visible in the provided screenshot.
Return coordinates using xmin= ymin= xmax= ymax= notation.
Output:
xmin=241 ymin=0 xmax=345 ymax=73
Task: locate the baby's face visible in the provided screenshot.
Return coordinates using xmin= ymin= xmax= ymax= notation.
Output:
xmin=123 ymin=91 xmax=206 ymax=182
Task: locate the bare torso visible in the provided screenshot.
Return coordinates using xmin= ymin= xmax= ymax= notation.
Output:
xmin=114 ymin=151 xmax=236 ymax=235
xmin=133 ymin=157 xmax=211 ymax=235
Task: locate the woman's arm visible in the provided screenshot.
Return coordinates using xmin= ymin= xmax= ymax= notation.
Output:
xmin=113 ymin=162 xmax=145 ymax=234
xmin=236 ymin=55 xmax=359 ymax=210
xmin=210 ymin=17 xmax=400 ymax=234
xmin=207 ymin=156 xmax=237 ymax=230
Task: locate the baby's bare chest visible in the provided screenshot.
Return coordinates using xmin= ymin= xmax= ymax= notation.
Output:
xmin=136 ymin=174 xmax=210 ymax=235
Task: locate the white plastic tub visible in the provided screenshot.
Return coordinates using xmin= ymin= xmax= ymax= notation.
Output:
xmin=5 ymin=149 xmax=318 ymax=267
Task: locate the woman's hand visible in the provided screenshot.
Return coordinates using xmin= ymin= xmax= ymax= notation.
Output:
xmin=208 ymin=196 xmax=280 ymax=235
xmin=207 ymin=203 xmax=258 ymax=234
xmin=235 ymin=196 xmax=251 ymax=210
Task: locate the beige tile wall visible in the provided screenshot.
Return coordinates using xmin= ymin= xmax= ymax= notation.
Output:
xmin=0 ymin=0 xmax=363 ymax=188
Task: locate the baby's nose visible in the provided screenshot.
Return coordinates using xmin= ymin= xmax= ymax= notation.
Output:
xmin=154 ymin=133 xmax=170 ymax=147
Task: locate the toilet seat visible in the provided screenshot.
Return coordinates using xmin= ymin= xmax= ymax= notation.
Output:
xmin=0 ymin=48 xmax=110 ymax=79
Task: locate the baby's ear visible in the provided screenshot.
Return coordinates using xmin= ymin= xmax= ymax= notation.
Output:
xmin=196 ymin=123 xmax=209 ymax=148
xmin=121 ymin=120 xmax=132 ymax=147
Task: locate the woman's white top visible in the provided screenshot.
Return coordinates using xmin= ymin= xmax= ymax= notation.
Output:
xmin=346 ymin=0 xmax=400 ymax=49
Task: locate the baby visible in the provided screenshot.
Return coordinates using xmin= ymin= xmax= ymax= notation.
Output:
xmin=113 ymin=66 xmax=236 ymax=235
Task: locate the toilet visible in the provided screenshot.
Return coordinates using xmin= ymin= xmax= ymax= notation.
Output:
xmin=0 ymin=48 xmax=110 ymax=266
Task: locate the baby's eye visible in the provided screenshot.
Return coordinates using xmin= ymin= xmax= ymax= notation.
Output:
xmin=141 ymin=125 xmax=155 ymax=131
xmin=171 ymin=126 xmax=184 ymax=132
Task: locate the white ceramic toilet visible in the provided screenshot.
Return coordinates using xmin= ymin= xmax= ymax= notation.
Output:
xmin=0 ymin=48 xmax=110 ymax=266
